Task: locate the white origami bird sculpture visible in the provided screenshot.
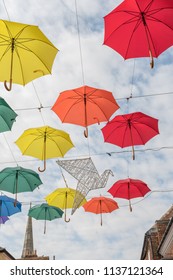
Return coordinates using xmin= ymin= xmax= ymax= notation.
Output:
xmin=57 ymin=157 xmax=113 ymax=214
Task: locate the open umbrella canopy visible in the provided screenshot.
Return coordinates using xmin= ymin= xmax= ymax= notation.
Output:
xmin=83 ymin=196 xmax=119 ymax=225
xmin=28 ymin=203 xmax=64 ymax=233
xmin=0 ymin=19 xmax=58 ymax=91
xmin=0 ymin=216 xmax=9 ymax=224
xmin=52 ymin=85 xmax=119 ymax=137
xmin=101 ymin=112 xmax=159 ymax=160
xmin=108 ymin=178 xmax=151 ymax=211
xmin=0 ymin=195 xmax=21 ymax=216
xmin=15 ymin=126 xmax=74 ymax=172
xmin=0 ymin=166 xmax=42 ymax=201
xmin=103 ymin=0 xmax=173 ymax=68
xmin=0 ymin=97 xmax=17 ymax=132
xmin=45 ymin=187 xmax=87 ymax=222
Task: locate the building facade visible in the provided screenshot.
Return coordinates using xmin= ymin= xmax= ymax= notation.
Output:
xmin=141 ymin=205 xmax=173 ymax=260
xmin=0 ymin=247 xmax=15 ymax=260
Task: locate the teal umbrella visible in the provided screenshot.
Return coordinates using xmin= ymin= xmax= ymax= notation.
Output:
xmin=0 ymin=97 xmax=17 ymax=132
xmin=28 ymin=203 xmax=64 ymax=233
xmin=0 ymin=166 xmax=42 ymax=202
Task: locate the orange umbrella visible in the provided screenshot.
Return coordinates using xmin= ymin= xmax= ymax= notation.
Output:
xmin=52 ymin=85 xmax=119 ymax=137
xmin=83 ymin=196 xmax=119 ymax=225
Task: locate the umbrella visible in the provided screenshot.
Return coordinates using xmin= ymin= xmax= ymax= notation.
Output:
xmin=28 ymin=203 xmax=63 ymax=234
xmin=0 ymin=216 xmax=9 ymax=224
xmin=0 ymin=195 xmax=21 ymax=216
xmin=0 ymin=19 xmax=58 ymax=91
xmin=0 ymin=97 xmax=17 ymax=132
xmin=15 ymin=126 xmax=74 ymax=172
xmin=83 ymin=196 xmax=119 ymax=226
xmin=45 ymin=187 xmax=87 ymax=222
xmin=101 ymin=112 xmax=159 ymax=160
xmin=108 ymin=178 xmax=151 ymax=211
xmin=0 ymin=166 xmax=42 ymax=202
xmin=103 ymin=0 xmax=173 ymax=68
xmin=52 ymin=85 xmax=119 ymax=137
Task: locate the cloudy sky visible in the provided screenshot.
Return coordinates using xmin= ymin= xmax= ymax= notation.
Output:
xmin=1 ymin=0 xmax=173 ymax=260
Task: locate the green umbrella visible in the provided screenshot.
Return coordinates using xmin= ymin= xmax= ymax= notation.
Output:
xmin=0 ymin=166 xmax=42 ymax=202
xmin=0 ymin=97 xmax=17 ymax=132
xmin=28 ymin=203 xmax=64 ymax=233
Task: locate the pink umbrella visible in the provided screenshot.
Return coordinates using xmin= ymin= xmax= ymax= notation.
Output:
xmin=108 ymin=178 xmax=151 ymax=211
xmin=101 ymin=112 xmax=159 ymax=160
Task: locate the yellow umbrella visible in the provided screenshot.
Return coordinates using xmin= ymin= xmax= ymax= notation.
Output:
xmin=0 ymin=19 xmax=58 ymax=91
xmin=45 ymin=187 xmax=87 ymax=222
xmin=15 ymin=126 xmax=74 ymax=172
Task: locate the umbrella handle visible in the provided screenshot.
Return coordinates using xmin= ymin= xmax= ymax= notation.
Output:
xmin=38 ymin=159 xmax=46 ymax=172
xmin=84 ymin=127 xmax=88 ymax=138
xmin=44 ymin=219 xmax=46 ymax=234
xmin=4 ymin=79 xmax=12 ymax=91
xmin=149 ymin=50 xmax=154 ymax=69
xmin=129 ymin=200 xmax=132 ymax=212
xmin=65 ymin=216 xmax=70 ymax=223
xmin=132 ymin=145 xmax=135 ymax=160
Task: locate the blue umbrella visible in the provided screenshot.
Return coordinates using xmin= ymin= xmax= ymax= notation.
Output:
xmin=0 ymin=216 xmax=9 ymax=224
xmin=0 ymin=195 xmax=21 ymax=216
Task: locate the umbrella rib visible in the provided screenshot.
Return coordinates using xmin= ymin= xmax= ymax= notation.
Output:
xmin=104 ymin=13 xmax=139 ymax=46
xmin=54 ymin=98 xmax=82 ymax=123
xmin=46 ymin=135 xmax=72 ymax=157
xmin=87 ymin=96 xmax=119 ymax=120
xmin=130 ymin=122 xmax=157 ymax=145
xmin=103 ymin=121 xmax=127 ymax=142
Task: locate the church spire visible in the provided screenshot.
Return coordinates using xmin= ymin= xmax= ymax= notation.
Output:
xmin=21 ymin=215 xmax=37 ymax=258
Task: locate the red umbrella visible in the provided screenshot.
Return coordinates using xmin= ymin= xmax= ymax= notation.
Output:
xmin=101 ymin=112 xmax=159 ymax=160
xmin=52 ymin=85 xmax=119 ymax=137
xmin=103 ymin=0 xmax=173 ymax=68
xmin=108 ymin=178 xmax=151 ymax=211
xmin=83 ymin=196 xmax=119 ymax=226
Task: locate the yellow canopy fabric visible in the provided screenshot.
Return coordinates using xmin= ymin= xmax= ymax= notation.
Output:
xmin=45 ymin=187 xmax=86 ymax=209
xmin=15 ymin=126 xmax=74 ymax=172
xmin=0 ymin=19 xmax=58 ymax=90
xmin=45 ymin=187 xmax=87 ymax=222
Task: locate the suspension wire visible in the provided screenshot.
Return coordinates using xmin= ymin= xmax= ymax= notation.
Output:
xmin=10 ymin=90 xmax=173 ymax=113
xmin=74 ymin=0 xmax=85 ymax=85
xmin=1 ymin=144 xmax=173 ymax=166
xmin=130 ymin=59 xmax=136 ymax=98
xmin=58 ymin=165 xmax=69 ymax=188
xmin=32 ymin=82 xmax=45 ymax=125
xmin=2 ymin=133 xmax=18 ymax=166
xmin=74 ymin=0 xmax=91 ymax=156
xmin=2 ymin=0 xmax=10 ymax=20
xmin=17 ymin=188 xmax=173 ymax=207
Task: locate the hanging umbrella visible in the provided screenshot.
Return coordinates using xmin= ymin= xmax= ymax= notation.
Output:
xmin=0 ymin=195 xmax=21 ymax=216
xmin=52 ymin=85 xmax=119 ymax=137
xmin=83 ymin=196 xmax=119 ymax=226
xmin=0 ymin=97 xmax=17 ymax=132
xmin=0 ymin=166 xmax=42 ymax=202
xmin=0 ymin=216 xmax=9 ymax=224
xmin=28 ymin=203 xmax=63 ymax=234
xmin=103 ymin=0 xmax=173 ymax=68
xmin=15 ymin=126 xmax=74 ymax=172
xmin=45 ymin=187 xmax=87 ymax=222
xmin=108 ymin=178 xmax=151 ymax=211
xmin=101 ymin=112 xmax=159 ymax=160
xmin=0 ymin=19 xmax=58 ymax=91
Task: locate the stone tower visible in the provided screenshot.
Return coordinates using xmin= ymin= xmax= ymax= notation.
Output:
xmin=20 ymin=215 xmax=49 ymax=260
xmin=21 ymin=215 xmax=37 ymax=258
